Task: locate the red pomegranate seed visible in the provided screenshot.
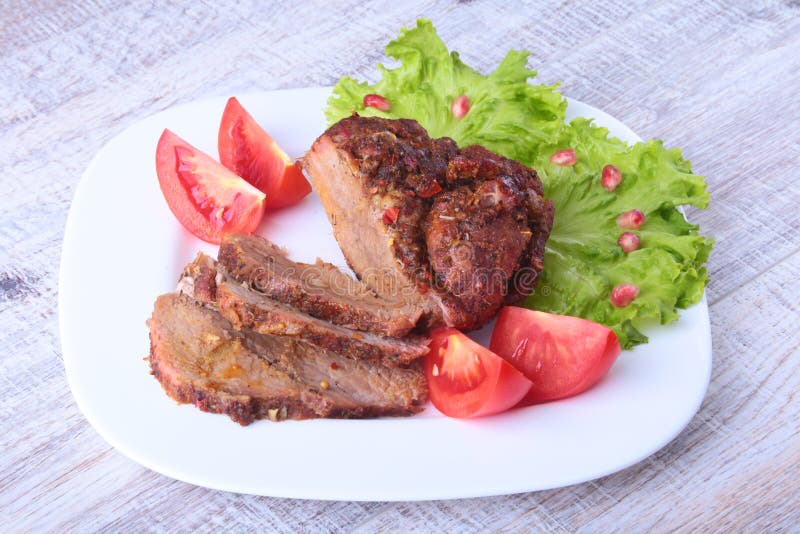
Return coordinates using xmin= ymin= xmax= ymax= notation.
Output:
xmin=451 ymin=95 xmax=470 ymax=119
xmin=617 ymin=209 xmax=645 ymax=230
xmin=602 ymin=164 xmax=622 ymax=191
xmin=363 ymin=93 xmax=391 ymax=112
xmin=550 ymin=149 xmax=577 ymax=166
xmin=418 ymin=181 xmax=442 ymax=198
xmin=610 ymin=282 xmax=639 ymax=307
xmin=618 ymin=232 xmax=640 ymax=253
xmin=382 ymin=206 xmax=399 ymax=224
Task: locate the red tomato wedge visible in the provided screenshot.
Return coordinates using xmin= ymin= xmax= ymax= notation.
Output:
xmin=155 ymin=129 xmax=266 ymax=244
xmin=490 ymin=307 xmax=622 ymax=405
xmin=425 ymin=328 xmax=532 ymax=418
xmin=218 ymin=97 xmax=311 ymax=209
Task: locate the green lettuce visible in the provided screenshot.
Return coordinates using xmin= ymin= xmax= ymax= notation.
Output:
xmin=326 ymin=19 xmax=713 ymax=349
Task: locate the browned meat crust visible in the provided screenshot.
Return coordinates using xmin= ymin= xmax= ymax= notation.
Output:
xmin=216 ymin=276 xmax=429 ymax=367
xmin=177 ymin=253 xmax=430 ymax=367
xmin=303 ymin=116 xmax=554 ymax=331
xmin=176 ymin=252 xmax=218 ymax=303
xmin=176 ymin=252 xmax=219 ymax=306
xmin=218 ymin=233 xmax=421 ymax=337
xmin=426 ymin=145 xmax=554 ymax=325
xmin=147 ymin=293 xmax=426 ymax=425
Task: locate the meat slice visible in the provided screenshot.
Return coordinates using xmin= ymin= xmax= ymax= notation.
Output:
xmin=147 ymin=293 xmax=427 ymax=425
xmin=176 ymin=252 xmax=218 ymax=304
xmin=218 ymin=233 xmax=421 ymax=337
xmin=302 ymin=116 xmax=554 ymax=331
xmin=302 ymin=119 xmax=446 ymax=325
xmin=216 ymin=274 xmax=429 ymax=367
xmin=178 ymin=253 xmax=429 ymax=367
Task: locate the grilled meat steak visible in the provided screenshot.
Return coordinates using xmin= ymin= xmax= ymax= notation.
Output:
xmin=179 ymin=252 xmax=429 ymax=367
xmin=218 ymin=233 xmax=421 ymax=337
xmin=216 ymin=277 xmax=429 ymax=366
xmin=148 ymin=293 xmax=427 ymax=425
xmin=303 ymin=116 xmax=554 ymax=331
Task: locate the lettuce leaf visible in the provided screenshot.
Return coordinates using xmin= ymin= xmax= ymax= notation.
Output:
xmin=326 ymin=20 xmax=566 ymax=161
xmin=326 ymin=19 xmax=713 ymax=349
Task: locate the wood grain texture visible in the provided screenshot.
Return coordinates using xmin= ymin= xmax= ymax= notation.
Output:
xmin=2 ymin=0 xmax=799 ymax=531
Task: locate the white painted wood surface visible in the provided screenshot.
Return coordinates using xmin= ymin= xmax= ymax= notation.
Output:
xmin=1 ymin=0 xmax=798 ymax=530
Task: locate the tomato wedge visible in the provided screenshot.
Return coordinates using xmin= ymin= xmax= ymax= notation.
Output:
xmin=218 ymin=97 xmax=311 ymax=209
xmin=425 ymin=328 xmax=532 ymax=418
xmin=155 ymin=129 xmax=265 ymax=244
xmin=490 ymin=307 xmax=622 ymax=404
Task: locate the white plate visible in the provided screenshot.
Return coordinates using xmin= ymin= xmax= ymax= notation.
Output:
xmin=60 ymin=87 xmax=712 ymax=501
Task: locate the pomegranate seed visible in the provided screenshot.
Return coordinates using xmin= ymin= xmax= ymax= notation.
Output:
xmin=451 ymin=95 xmax=470 ymax=119
xmin=610 ymin=282 xmax=639 ymax=307
xmin=418 ymin=181 xmax=442 ymax=198
xmin=382 ymin=206 xmax=399 ymax=224
xmin=617 ymin=209 xmax=645 ymax=230
xmin=618 ymin=232 xmax=640 ymax=253
xmin=602 ymin=164 xmax=622 ymax=191
xmin=363 ymin=93 xmax=391 ymax=112
xmin=330 ymin=362 xmax=339 ymax=370
xmin=550 ymin=149 xmax=577 ymax=166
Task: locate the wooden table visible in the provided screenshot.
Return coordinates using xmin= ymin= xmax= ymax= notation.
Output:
xmin=2 ymin=1 xmax=798 ymax=530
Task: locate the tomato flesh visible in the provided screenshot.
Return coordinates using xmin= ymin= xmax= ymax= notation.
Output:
xmin=156 ymin=129 xmax=265 ymax=244
xmin=425 ymin=328 xmax=532 ymax=418
xmin=218 ymin=97 xmax=311 ymax=209
xmin=490 ymin=307 xmax=622 ymax=404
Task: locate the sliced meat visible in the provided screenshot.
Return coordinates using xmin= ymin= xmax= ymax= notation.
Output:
xmin=147 ymin=293 xmax=427 ymax=425
xmin=302 ymin=120 xmax=446 ymax=325
xmin=216 ymin=274 xmax=429 ymax=367
xmin=302 ymin=115 xmax=554 ymax=331
xmin=177 ymin=253 xmax=430 ymax=367
xmin=176 ymin=252 xmax=218 ymax=304
xmin=218 ymin=233 xmax=421 ymax=337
